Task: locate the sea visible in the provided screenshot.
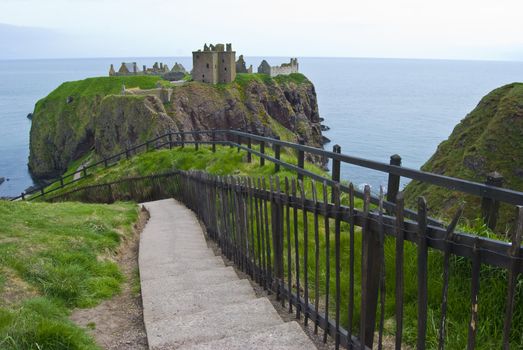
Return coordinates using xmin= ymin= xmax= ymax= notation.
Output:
xmin=1 ymin=57 xmax=522 ymax=197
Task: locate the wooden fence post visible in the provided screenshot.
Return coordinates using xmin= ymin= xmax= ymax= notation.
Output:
xmin=481 ymin=171 xmax=503 ymax=230
xmin=387 ymin=154 xmax=402 ymax=203
xmin=297 ymin=137 xmax=305 ymax=181
xmin=274 ymin=136 xmax=281 ymax=173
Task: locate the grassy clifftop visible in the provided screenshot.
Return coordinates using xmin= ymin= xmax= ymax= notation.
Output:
xmin=29 ymin=73 xmax=322 ymax=180
xmin=404 ymin=83 xmax=523 ymax=233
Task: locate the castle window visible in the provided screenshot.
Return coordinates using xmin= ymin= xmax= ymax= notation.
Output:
xmin=222 ymin=59 xmax=224 ymax=63
xmin=224 ymin=67 xmax=227 ymax=71
xmin=206 ymin=63 xmax=209 ymax=69
xmin=202 ymin=74 xmax=205 ymax=78
xmin=196 ymin=55 xmax=199 ymax=59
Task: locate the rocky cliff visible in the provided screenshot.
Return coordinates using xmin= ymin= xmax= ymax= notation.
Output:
xmin=404 ymin=83 xmax=523 ymax=233
xmin=29 ymin=74 xmax=323 ymax=179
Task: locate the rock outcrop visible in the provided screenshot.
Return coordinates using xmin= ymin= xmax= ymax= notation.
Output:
xmin=29 ymin=74 xmax=323 ymax=179
xmin=404 ymin=83 xmax=523 ymax=233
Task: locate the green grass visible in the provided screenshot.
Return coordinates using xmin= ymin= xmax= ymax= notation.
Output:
xmin=0 ymin=200 xmax=138 ymax=349
xmin=40 ymin=75 xmax=165 ymax=102
xmin=404 ymin=83 xmax=523 ymax=233
xmin=39 ymin=145 xmax=329 ymax=199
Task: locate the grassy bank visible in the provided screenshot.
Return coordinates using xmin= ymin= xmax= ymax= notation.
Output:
xmin=0 ymin=200 xmax=138 ymax=349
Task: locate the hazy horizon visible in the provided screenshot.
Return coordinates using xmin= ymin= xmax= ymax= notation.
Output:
xmin=1 ymin=0 xmax=523 ymax=61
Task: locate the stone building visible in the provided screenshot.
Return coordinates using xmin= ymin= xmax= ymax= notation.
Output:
xmin=257 ymin=58 xmax=299 ymax=77
xmin=192 ymin=43 xmax=236 ymax=84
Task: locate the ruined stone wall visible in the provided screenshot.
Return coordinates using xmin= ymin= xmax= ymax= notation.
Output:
xmin=268 ymin=65 xmax=298 ymax=77
xmin=192 ymin=51 xmax=218 ymax=84
xmin=218 ymin=51 xmax=236 ymax=83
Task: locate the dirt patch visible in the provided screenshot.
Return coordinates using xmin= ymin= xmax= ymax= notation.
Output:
xmin=71 ymin=205 xmax=150 ymax=350
xmin=0 ymin=267 xmax=39 ymax=306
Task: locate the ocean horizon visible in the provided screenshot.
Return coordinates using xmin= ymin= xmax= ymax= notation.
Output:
xmin=1 ymin=56 xmax=522 ymax=197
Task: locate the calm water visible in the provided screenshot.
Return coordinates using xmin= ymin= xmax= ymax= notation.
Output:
xmin=0 ymin=57 xmax=522 ymax=197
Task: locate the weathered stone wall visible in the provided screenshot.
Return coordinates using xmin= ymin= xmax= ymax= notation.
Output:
xmin=257 ymin=58 xmax=299 ymax=77
xmin=218 ymin=51 xmax=236 ymax=83
xmin=192 ymin=51 xmax=218 ymax=84
xmin=268 ymin=65 xmax=298 ymax=77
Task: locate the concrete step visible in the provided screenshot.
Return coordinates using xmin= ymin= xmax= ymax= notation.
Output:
xmin=143 ymin=279 xmax=256 ymax=323
xmin=139 ymin=247 xmax=218 ymax=266
xmin=140 ymin=257 xmax=225 ymax=281
xmin=179 ymin=321 xmax=317 ymax=350
xmin=141 ymin=266 xmax=240 ymax=298
xmin=148 ymin=297 xmax=284 ymax=350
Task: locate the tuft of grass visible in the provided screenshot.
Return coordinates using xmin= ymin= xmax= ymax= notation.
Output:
xmin=0 ymin=200 xmax=138 ymax=349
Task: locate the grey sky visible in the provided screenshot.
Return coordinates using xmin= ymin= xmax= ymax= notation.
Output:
xmin=1 ymin=0 xmax=522 ymax=60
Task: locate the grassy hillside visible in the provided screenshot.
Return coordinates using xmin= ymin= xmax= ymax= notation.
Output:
xmin=40 ymin=145 xmax=328 ymax=199
xmin=404 ymin=83 xmax=523 ymax=233
xmin=29 ymin=72 xmax=322 ymax=180
xmin=0 ymin=200 xmax=138 ymax=349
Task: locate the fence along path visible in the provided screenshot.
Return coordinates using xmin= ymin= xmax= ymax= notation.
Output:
xmin=139 ymin=198 xmax=317 ymax=350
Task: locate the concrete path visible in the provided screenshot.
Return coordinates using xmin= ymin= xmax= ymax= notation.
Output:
xmin=139 ymin=199 xmax=317 ymax=350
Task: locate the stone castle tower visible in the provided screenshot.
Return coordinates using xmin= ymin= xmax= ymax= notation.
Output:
xmin=192 ymin=43 xmax=236 ymax=84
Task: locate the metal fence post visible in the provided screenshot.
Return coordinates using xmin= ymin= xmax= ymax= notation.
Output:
xmin=168 ymin=133 xmax=173 ymax=149
xmin=181 ymin=132 xmax=185 ymax=148
xmin=237 ymin=131 xmax=241 ymax=153
xmin=274 ymin=136 xmax=281 ymax=173
xmin=125 ymin=149 xmax=130 ymax=159
xmin=481 ymin=171 xmax=503 ymax=230
xmin=194 ymin=132 xmax=199 ymax=150
xmin=60 ymin=177 xmax=64 ymax=188
xmin=271 ymin=184 xmax=284 ymax=292
xmin=21 ymin=192 xmax=25 ymax=201
xmin=359 ymin=186 xmax=381 ymax=348
xmin=212 ymin=131 xmax=216 ymax=153
xmin=260 ymin=140 xmax=265 ymax=166
xmin=331 ymin=144 xmax=341 ymax=202
xmin=387 ymin=154 xmax=402 ymax=203
xmin=82 ymin=166 xmax=87 ymax=177
xmin=297 ymin=137 xmax=305 ymax=181
xmin=247 ymin=137 xmax=252 ymax=163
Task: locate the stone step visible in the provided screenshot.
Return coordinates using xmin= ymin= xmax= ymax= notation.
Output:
xmin=143 ymin=279 xmax=256 ymax=323
xmin=141 ymin=266 xmax=240 ymax=298
xmin=140 ymin=257 xmax=225 ymax=281
xmin=179 ymin=321 xmax=317 ymax=350
xmin=139 ymin=247 xmax=218 ymax=266
xmin=148 ymin=297 xmax=284 ymax=350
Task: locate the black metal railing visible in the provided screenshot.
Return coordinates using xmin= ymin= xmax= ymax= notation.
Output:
xmin=44 ymin=170 xmax=523 ymax=349
xmin=15 ymin=130 xmax=523 ymax=230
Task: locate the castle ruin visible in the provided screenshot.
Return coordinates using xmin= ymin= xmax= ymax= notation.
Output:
xmin=192 ymin=43 xmax=236 ymax=84
xmin=109 ymin=61 xmax=187 ymax=81
xmin=257 ymin=58 xmax=299 ymax=77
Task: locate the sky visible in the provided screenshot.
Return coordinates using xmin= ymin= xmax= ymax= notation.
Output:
xmin=1 ymin=0 xmax=523 ymax=61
